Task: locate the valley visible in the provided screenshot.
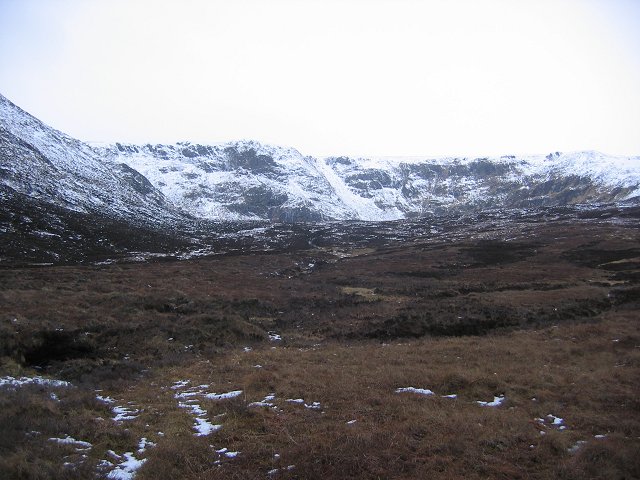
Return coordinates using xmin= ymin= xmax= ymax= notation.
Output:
xmin=1 ymin=92 xmax=639 ymax=478
xmin=1 ymin=206 xmax=639 ymax=479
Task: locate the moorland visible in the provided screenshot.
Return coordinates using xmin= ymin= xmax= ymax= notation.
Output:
xmin=1 ymin=206 xmax=639 ymax=479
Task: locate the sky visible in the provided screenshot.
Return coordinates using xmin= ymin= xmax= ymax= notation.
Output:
xmin=0 ymin=0 xmax=639 ymax=158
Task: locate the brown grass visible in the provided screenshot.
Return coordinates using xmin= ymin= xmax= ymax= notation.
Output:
xmin=1 ymin=218 xmax=638 ymax=478
xmin=99 ymin=311 xmax=637 ymax=480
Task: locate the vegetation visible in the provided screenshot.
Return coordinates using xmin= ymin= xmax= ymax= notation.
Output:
xmin=0 ymin=215 xmax=638 ymax=479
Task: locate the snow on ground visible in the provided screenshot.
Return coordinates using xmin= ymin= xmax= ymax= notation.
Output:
xmin=396 ymin=387 xmax=459 ymax=400
xmin=171 ymin=381 xmax=243 ymax=436
xmin=395 ymin=387 xmax=434 ymax=396
xmin=48 ymin=435 xmax=92 ymax=449
xmin=175 ymin=397 xmax=221 ymax=435
xmin=476 ymin=395 xmax=506 ymax=407
xmin=536 ymin=414 xmax=567 ymax=430
xmin=315 ymin=157 xmax=402 ymax=220
xmin=249 ymin=393 xmax=277 ymax=408
xmin=96 ymin=394 xmax=116 ymax=404
xmin=0 ymin=375 xmax=71 ymax=388
xmin=395 ymin=387 xmax=504 ymax=406
xmin=96 ymin=390 xmax=138 ymax=422
xmin=105 ymin=452 xmax=147 ymax=480
xmin=286 ymin=398 xmax=323 ymax=410
xmin=193 ymin=417 xmax=221 ymax=436
xmin=205 ymin=390 xmax=243 ymax=400
xmin=568 ymin=440 xmax=588 ymax=454
xmin=136 ymin=438 xmax=156 ymax=454
xmin=0 ymin=379 xmax=156 ymax=478
xmin=171 ymin=380 xmax=190 ymax=390
xmin=112 ymin=405 xmax=139 ymax=422
xmin=94 ymin=436 xmax=156 ymax=479
xmin=215 ymin=447 xmax=241 ymax=458
xmin=8 ymin=368 xmax=612 ymax=477
xmin=268 ymin=465 xmax=296 ymax=476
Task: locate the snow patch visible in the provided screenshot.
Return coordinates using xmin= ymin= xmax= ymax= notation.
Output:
xmin=105 ymin=452 xmax=147 ymax=480
xmin=48 ymin=435 xmax=92 ymax=449
xmin=249 ymin=393 xmax=276 ymax=408
xmin=286 ymin=398 xmax=322 ymax=410
xmin=537 ymin=414 xmax=567 ymax=430
xmin=112 ymin=405 xmax=139 ymax=422
xmin=137 ymin=437 xmax=156 ymax=454
xmin=395 ymin=387 xmax=435 ymax=396
xmin=171 ymin=380 xmax=190 ymax=390
xmin=476 ymin=395 xmax=505 ymax=407
xmin=0 ymin=376 xmax=71 ymax=389
xmin=171 ymin=381 xmax=235 ymax=436
xmin=193 ymin=417 xmax=221 ymax=436
xmin=205 ymin=390 xmax=243 ymax=401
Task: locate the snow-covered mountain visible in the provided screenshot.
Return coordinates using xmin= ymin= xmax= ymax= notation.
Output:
xmin=92 ymin=140 xmax=402 ymax=222
xmin=2 ymin=91 xmax=639 ymax=227
xmin=0 ymin=93 xmax=183 ymax=224
xmin=93 ymin=140 xmax=640 ymax=222
xmin=2 ymin=92 xmax=639 ymax=264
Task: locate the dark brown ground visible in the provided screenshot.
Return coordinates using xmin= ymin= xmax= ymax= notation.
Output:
xmin=1 ymin=214 xmax=638 ymax=372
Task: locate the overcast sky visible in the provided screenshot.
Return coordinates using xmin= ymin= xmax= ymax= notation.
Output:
xmin=1 ymin=0 xmax=639 ymax=158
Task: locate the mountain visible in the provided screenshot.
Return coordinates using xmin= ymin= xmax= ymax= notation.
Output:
xmin=0 ymin=93 xmax=185 ymax=223
xmin=93 ymin=140 xmax=640 ymax=222
xmin=2 ymin=91 xmax=639 ymax=266
xmin=91 ymin=140 xmax=366 ymax=222
xmin=0 ymin=93 xmax=195 ymax=265
xmin=3 ymin=90 xmax=638 ymax=227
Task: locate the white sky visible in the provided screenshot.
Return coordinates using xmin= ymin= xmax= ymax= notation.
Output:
xmin=0 ymin=0 xmax=639 ymax=158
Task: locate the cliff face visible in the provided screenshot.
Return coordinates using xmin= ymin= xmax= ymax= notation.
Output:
xmin=94 ymin=141 xmax=640 ymax=222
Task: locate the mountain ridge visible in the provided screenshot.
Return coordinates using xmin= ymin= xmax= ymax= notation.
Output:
xmin=93 ymin=140 xmax=640 ymax=222
xmin=1 ymin=91 xmax=639 ymax=226
xmin=2 ymin=92 xmax=640 ymax=265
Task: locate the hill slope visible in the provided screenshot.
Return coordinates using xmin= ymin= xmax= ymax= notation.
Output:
xmin=0 ymin=94 xmax=193 ymax=264
xmin=0 ymin=93 xmax=183 ymax=224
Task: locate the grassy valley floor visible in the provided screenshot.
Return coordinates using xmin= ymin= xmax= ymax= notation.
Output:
xmin=0 ymin=216 xmax=638 ymax=479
